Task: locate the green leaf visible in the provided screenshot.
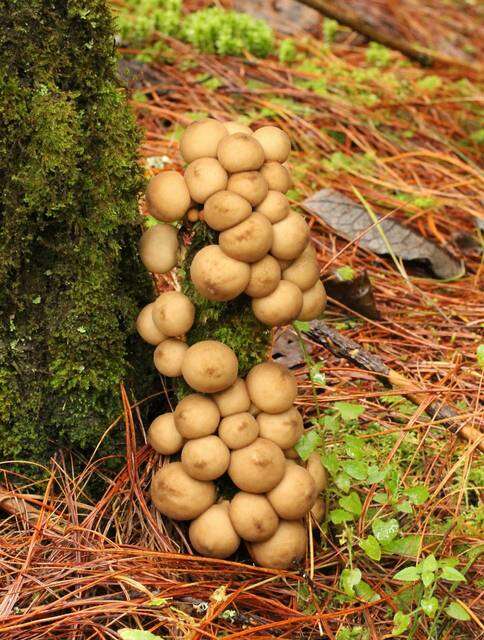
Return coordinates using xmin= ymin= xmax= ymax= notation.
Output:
xmin=392 ymin=611 xmax=411 ymax=635
xmin=148 ymin=597 xmax=169 ymax=607
xmin=372 ymin=518 xmax=399 ymax=544
xmin=339 ymin=491 xmax=362 ymax=516
xmin=321 ymin=451 xmax=339 ymax=476
xmin=397 ymin=501 xmax=413 ymax=514
xmin=421 ymin=596 xmax=438 ymax=618
xmin=324 ymin=413 xmax=340 ymax=431
xmin=334 ymin=402 xmax=364 ymax=422
xmin=383 ymin=535 xmax=421 ymax=558
xmin=335 ymin=265 xmax=356 ymax=281
xmin=294 ymin=430 xmax=323 ymax=461
xmin=476 ymin=344 xmax=484 ymax=368
xmin=330 ymin=508 xmax=354 ymax=524
xmin=341 ymin=568 xmax=362 ymax=596
xmin=445 ymin=601 xmax=470 ymax=621
xmin=420 ymin=554 xmax=438 ymax=573
xmin=441 ymin=566 xmax=466 ymax=582
xmin=344 ymin=435 xmax=365 ymax=459
xmin=119 ymin=630 xmax=165 ymax=640
xmin=310 ymin=364 xmax=326 ymax=386
xmin=360 ymin=535 xmax=381 ymax=561
xmin=355 ymin=580 xmax=378 ymax=602
xmin=32 ymin=295 xmax=41 ymax=304
xmin=403 ymin=485 xmax=429 ymax=505
xmin=293 ymin=320 xmax=310 ymax=332
xmin=366 ymin=465 xmax=387 ymax=484
xmin=394 ymin=566 xmax=420 ymax=581
xmin=421 ymin=571 xmax=435 ymax=588
xmin=335 ymin=472 xmax=351 ymax=493
xmin=342 ymin=460 xmax=368 ymax=481
xmin=373 ymin=492 xmax=388 ymax=505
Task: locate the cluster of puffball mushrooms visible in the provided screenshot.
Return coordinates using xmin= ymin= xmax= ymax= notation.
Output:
xmin=135 ymin=119 xmax=328 ymax=569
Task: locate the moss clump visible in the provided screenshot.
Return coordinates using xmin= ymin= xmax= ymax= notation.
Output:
xmin=0 ymin=0 xmax=156 ymax=467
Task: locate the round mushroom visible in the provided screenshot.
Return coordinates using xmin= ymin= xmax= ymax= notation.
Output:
xmin=146 ymin=171 xmax=191 ymax=222
xmin=139 ymin=223 xmax=179 ymax=274
xmin=228 ymin=438 xmax=285 ymax=493
xmin=282 ymin=243 xmax=320 ymax=291
xmin=189 ymin=502 xmax=240 ymax=559
xmin=251 ymin=280 xmax=303 ymax=326
xmin=310 ymin=500 xmax=325 ymax=526
xmin=245 ymin=255 xmax=281 ymax=298
xmin=219 ymin=212 xmax=273 ymax=263
xmin=136 ymin=303 xmax=167 ymax=346
xmin=217 ymin=133 xmax=265 ymax=173
xmin=181 ymin=340 xmax=238 ymax=393
xmin=229 ymin=492 xmax=279 ymax=542
xmin=248 ymin=520 xmax=306 ymax=569
xmin=181 ymin=435 xmax=230 ymax=480
xmin=267 ymin=460 xmax=316 ymax=520
xmin=153 ymin=339 xmax=188 ymax=377
xmin=152 ymin=291 xmax=195 ymax=337
xmin=203 ymin=190 xmax=252 ymax=231
xmin=218 ymin=412 xmax=259 ymax=450
xmin=224 ymin=121 xmax=253 ymax=135
xmin=184 ymin=158 xmax=228 ymax=204
xmin=253 ymin=126 xmax=291 ymax=163
xmin=227 ymin=171 xmax=268 ymax=206
xmin=246 ymin=362 xmax=297 ymax=414
xmin=297 ymin=280 xmax=327 ymax=321
xmin=257 ymin=407 xmax=304 ymax=449
xmin=306 ymin=452 xmax=328 ymax=493
xmin=260 ymin=162 xmax=291 ymax=193
xmin=174 ymin=393 xmax=220 ymax=439
xmin=255 ymin=190 xmax=290 ymax=223
xmin=190 ymin=245 xmax=250 ymax=302
xmin=180 ymin=118 xmax=228 ymax=163
xmin=213 ymin=378 xmax=251 ymax=417
xmin=150 ymin=462 xmax=216 ymax=520
xmin=271 ymin=211 xmax=310 ymax=261
xmin=147 ymin=413 xmax=184 ymax=455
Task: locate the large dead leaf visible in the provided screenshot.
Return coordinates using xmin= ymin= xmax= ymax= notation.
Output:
xmin=303 ymin=189 xmax=464 ymax=280
xmin=324 ymin=269 xmax=380 ymax=319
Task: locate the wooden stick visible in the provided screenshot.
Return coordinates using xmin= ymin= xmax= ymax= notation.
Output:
xmin=305 ymin=321 xmax=483 ymax=452
xmin=296 ymin=0 xmax=481 ymax=72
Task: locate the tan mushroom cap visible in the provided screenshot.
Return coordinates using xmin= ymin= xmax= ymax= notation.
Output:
xmin=189 ymin=502 xmax=241 ymax=558
xmin=184 ymin=158 xmax=228 ymax=203
xmin=217 ymin=133 xmax=265 ymax=173
xmin=174 ymin=393 xmax=220 ymax=439
xmin=181 ymin=340 xmax=238 ymax=393
xmin=257 ymin=407 xmax=304 ymax=449
xmin=228 ymin=438 xmax=286 ymax=493
xmin=246 ymin=362 xmax=297 ymax=414
xmin=153 ymin=339 xmax=188 ymax=377
xmin=146 ymin=171 xmax=191 ymax=222
xmin=248 ymin=519 xmax=307 ymax=569
xmin=152 ymin=291 xmax=195 ymax=337
xmin=251 ymin=280 xmax=303 ymax=327
xmin=136 ymin=303 xmax=167 ymax=346
xmin=180 ymin=118 xmax=228 ymax=163
xmin=227 ymin=171 xmax=268 ymax=206
xmin=139 ymin=223 xmax=179 ymax=274
xmin=260 ymin=162 xmax=292 ymax=193
xmin=147 ymin=413 xmax=184 ymax=455
xmin=253 ymin=126 xmax=291 ymax=163
xmin=219 ymin=212 xmax=273 ymax=263
xmin=181 ymin=435 xmax=230 ymax=481
xmin=218 ymin=412 xmax=259 ymax=450
xmin=282 ymin=243 xmax=320 ymax=291
xmin=267 ymin=460 xmax=317 ymax=520
xmin=245 ymin=254 xmax=281 ymax=298
xmin=213 ymin=378 xmax=251 ymax=417
xmin=271 ymin=211 xmax=310 ymax=261
xmin=256 ymin=190 xmax=290 ymax=223
xmin=297 ymin=280 xmax=327 ymax=321
xmin=203 ymin=190 xmax=252 ymax=231
xmin=224 ymin=121 xmax=253 ymax=135
xmin=229 ymin=492 xmax=279 ymax=542
xmin=190 ymin=245 xmax=250 ymax=301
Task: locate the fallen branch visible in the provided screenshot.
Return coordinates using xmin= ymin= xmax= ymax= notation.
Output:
xmin=305 ymin=321 xmax=483 ymax=452
xmin=296 ymin=0 xmax=481 ymax=71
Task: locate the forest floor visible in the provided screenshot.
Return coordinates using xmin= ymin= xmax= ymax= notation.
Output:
xmin=0 ymin=1 xmax=483 ymax=639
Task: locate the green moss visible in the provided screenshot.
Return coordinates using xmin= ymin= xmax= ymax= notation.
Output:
xmin=0 ymin=0 xmax=156 ymax=469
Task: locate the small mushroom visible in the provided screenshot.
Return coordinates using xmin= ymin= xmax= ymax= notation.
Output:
xmin=297 ymin=280 xmax=327 ymax=321
xmin=229 ymin=492 xmax=279 ymax=542
xmin=271 ymin=211 xmax=310 ymax=261
xmin=174 ymin=393 xmax=220 ymax=439
xmin=251 ymin=280 xmax=303 ymax=326
xmin=246 ymin=362 xmax=297 ymax=414
xmin=255 ymin=190 xmax=289 ymax=223
xmin=136 ymin=303 xmax=167 ymax=346
xmin=227 ymin=171 xmax=268 ymax=206
xmin=213 ymin=378 xmax=251 ymax=417
xmin=248 ymin=520 xmax=306 ymax=569
xmin=151 ymin=462 xmax=216 ymax=520
xmin=181 ymin=340 xmax=238 ymax=393
xmin=180 ymin=118 xmax=228 ymax=163
xmin=153 ymin=339 xmax=188 ymax=377
xmin=139 ymin=223 xmax=179 ymax=274
xmin=260 ymin=162 xmax=291 ymax=193
xmin=282 ymin=243 xmax=320 ymax=291
xmin=267 ymin=460 xmax=316 ymax=520
xmin=228 ymin=438 xmax=285 ymax=493
xmin=203 ymin=190 xmax=252 ymax=231
xmin=218 ymin=412 xmax=259 ymax=450
xmin=181 ymin=435 xmax=230 ymax=481
xmin=189 ymin=502 xmax=240 ymax=558
xmin=217 ymin=133 xmax=265 ymax=173
xmin=219 ymin=212 xmax=273 ymax=263
xmin=253 ymin=126 xmax=291 ymax=163
xmin=152 ymin=291 xmax=195 ymax=337
xmin=146 ymin=171 xmax=191 ymax=222
xmin=245 ymin=255 xmax=281 ymax=298
xmin=257 ymin=407 xmax=304 ymax=449
xmin=190 ymin=245 xmax=250 ymax=301
xmin=184 ymin=158 xmax=228 ymax=203
xmin=147 ymin=413 xmax=184 ymax=455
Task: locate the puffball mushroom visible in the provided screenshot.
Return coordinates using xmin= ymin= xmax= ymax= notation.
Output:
xmin=153 ymin=339 xmax=188 ymax=377
xmin=139 ymin=223 xmax=179 ymax=274
xmin=146 ymin=171 xmax=191 ymax=222
xmin=271 ymin=211 xmax=310 ymax=261
xmin=253 ymin=126 xmax=291 ymax=163
xmin=150 ymin=462 xmax=216 ymax=520
xmin=256 ymin=190 xmax=290 ymax=223
xmin=217 ymin=133 xmax=265 ymax=173
xmin=267 ymin=461 xmax=317 ymax=520
xmin=227 ymin=171 xmax=268 ymax=206
xmin=282 ymin=243 xmax=320 ymax=291
xmin=228 ymin=437 xmax=285 ymax=493
xmin=306 ymin=452 xmax=328 ymax=493
xmin=151 ymin=291 xmax=195 ymax=337
xmin=260 ymin=161 xmax=291 ymax=193
xmin=136 ymin=303 xmax=166 ymax=346
xmin=174 ymin=393 xmax=220 ymax=439
xmin=219 ymin=212 xmax=273 ymax=263
xmin=251 ymin=280 xmax=303 ymax=326
xmin=190 ymin=245 xmax=250 ymax=301
xmin=310 ymin=500 xmax=325 ymax=525
xmin=218 ymin=412 xmax=259 ymax=450
xmin=245 ymin=255 xmax=281 ymax=298
xmin=147 ymin=413 xmax=184 ymax=455
xmin=246 ymin=362 xmax=297 ymax=414
xmin=257 ymin=407 xmax=304 ymax=450
xmin=224 ymin=121 xmax=253 ymax=135
xmin=189 ymin=502 xmax=240 ymax=558
xmin=249 ymin=520 xmax=306 ymax=569
xmin=229 ymin=492 xmax=279 ymax=542
xmin=180 ymin=118 xmax=228 ymax=163
xmin=213 ymin=378 xmax=251 ymax=417
xmin=181 ymin=340 xmax=238 ymax=393
xmin=203 ymin=190 xmax=252 ymax=231
xmin=184 ymin=158 xmax=228 ymax=203
xmin=181 ymin=435 xmax=230 ymax=481
xmin=297 ymin=280 xmax=327 ymax=321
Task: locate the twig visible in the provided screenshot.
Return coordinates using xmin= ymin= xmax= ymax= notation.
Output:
xmin=305 ymin=321 xmax=484 ymax=452
xmin=296 ymin=0 xmax=482 ymax=71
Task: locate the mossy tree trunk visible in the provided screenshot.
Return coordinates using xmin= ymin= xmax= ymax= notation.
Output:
xmin=0 ymin=0 xmax=156 ymax=466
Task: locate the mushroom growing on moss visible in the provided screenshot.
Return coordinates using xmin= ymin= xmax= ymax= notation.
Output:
xmin=181 ymin=340 xmax=238 ymax=393
xmin=152 ymin=291 xmax=195 ymax=337
xmin=180 ymin=118 xmax=228 ymax=163
xmin=139 ymin=223 xmax=179 ymax=274
xmin=190 ymin=245 xmax=250 ymax=301
xmin=151 ymin=462 xmax=216 ymax=520
xmin=146 ymin=171 xmax=191 ymax=222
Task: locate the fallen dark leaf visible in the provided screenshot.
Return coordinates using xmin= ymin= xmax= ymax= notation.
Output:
xmin=324 ymin=269 xmax=380 ymax=319
xmin=233 ymin=0 xmax=322 ymax=35
xmin=303 ymin=188 xmax=464 ymax=280
xmin=272 ymin=331 xmax=304 ymax=369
